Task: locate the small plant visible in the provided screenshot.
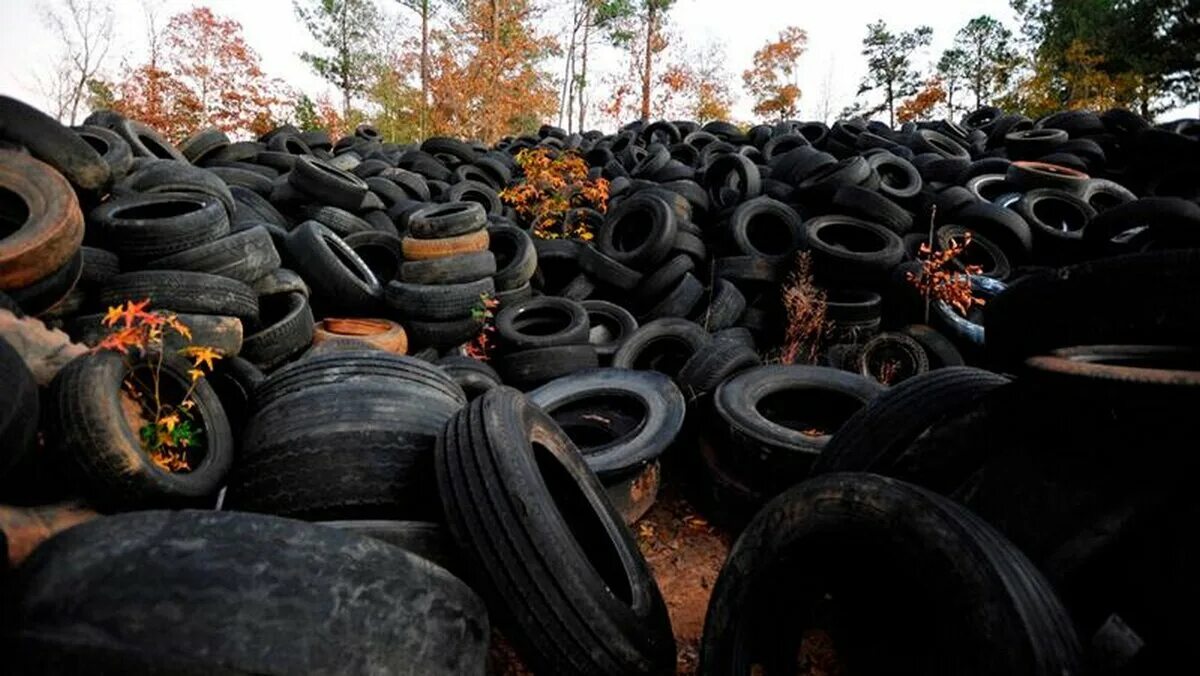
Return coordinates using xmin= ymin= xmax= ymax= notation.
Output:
xmin=905 ymin=231 xmax=986 ymax=320
xmin=775 ymin=251 xmax=829 ymax=365
xmin=464 ymin=292 xmax=501 ymax=361
xmin=499 ymin=147 xmax=609 ymax=241
xmin=95 ymin=300 xmax=222 ymax=473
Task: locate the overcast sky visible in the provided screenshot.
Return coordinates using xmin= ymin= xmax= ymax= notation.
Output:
xmin=2 ymin=0 xmax=1184 ymax=131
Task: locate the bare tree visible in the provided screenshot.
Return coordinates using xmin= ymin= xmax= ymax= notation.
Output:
xmin=815 ymin=57 xmax=837 ymax=123
xmin=40 ymin=0 xmax=115 ymax=125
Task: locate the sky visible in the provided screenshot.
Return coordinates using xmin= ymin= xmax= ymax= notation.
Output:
xmin=0 ymin=0 xmax=1173 ymax=132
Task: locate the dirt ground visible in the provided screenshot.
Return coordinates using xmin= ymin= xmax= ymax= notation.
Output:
xmin=487 ymin=482 xmax=732 ymax=676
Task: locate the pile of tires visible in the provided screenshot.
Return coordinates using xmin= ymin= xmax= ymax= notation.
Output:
xmin=1 ymin=91 xmax=1198 ymax=674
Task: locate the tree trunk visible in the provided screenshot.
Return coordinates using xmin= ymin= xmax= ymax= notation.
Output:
xmin=641 ymin=3 xmax=656 ymax=121
xmin=560 ymin=0 xmax=579 ymax=129
xmin=420 ymin=0 xmax=430 ymax=138
xmin=887 ymin=81 xmax=894 ymax=127
xmin=578 ymin=4 xmax=592 ymax=131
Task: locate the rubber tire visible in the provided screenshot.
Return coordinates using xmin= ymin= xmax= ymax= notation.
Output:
xmin=0 ymin=96 xmax=110 ymax=192
xmin=9 ymin=510 xmax=488 ymax=674
xmin=0 ymin=150 xmax=85 ymax=289
xmin=288 ymin=156 xmax=369 ymax=210
xmin=436 ymin=355 xmax=503 ymax=401
xmin=495 ymin=344 xmax=599 ymax=390
xmin=0 ymin=336 xmax=39 ymax=480
xmin=582 ymin=299 xmax=638 ymax=359
xmin=699 ymin=472 xmax=1081 ymax=676
xmin=495 ymin=296 xmax=590 ymax=351
xmin=677 ymin=338 xmax=761 ymax=396
xmin=401 ymin=229 xmax=490 ymax=261
xmin=612 ymin=318 xmax=710 ymax=379
xmin=804 ymin=215 xmax=906 ymax=287
xmin=597 ymin=192 xmax=679 ymax=269
xmin=98 ymin=270 xmax=258 ymax=324
xmin=489 ymin=224 xmax=538 ymax=291
xmin=343 ymin=229 xmax=405 ymax=284
xmin=143 ymin=225 xmax=281 ymax=284
xmin=693 ymin=278 xmax=746 ymax=332
xmin=88 ymin=192 xmax=229 ymax=265
xmin=409 ymin=202 xmax=487 ymax=239
xmin=285 ymin=221 xmax=382 ymax=316
xmin=435 ymin=386 xmax=676 ymax=675
xmin=385 ymin=278 xmax=495 ymax=321
xmin=240 ymin=292 xmax=315 ymax=371
xmin=399 ymin=250 xmax=497 ymax=285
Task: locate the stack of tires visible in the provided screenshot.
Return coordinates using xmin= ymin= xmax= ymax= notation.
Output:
xmin=386 ymin=202 xmax=494 ymax=351
xmin=490 ymin=296 xmax=598 ymax=389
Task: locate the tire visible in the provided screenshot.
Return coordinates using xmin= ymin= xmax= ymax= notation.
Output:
xmin=227 ymin=352 xmax=465 ymax=519
xmin=313 ymin=317 xmax=408 ymax=354
xmin=693 ymin=277 xmax=746 ymax=332
xmin=852 ymin=331 xmax=930 ymax=385
xmin=597 ymin=192 xmax=678 ymax=269
xmin=832 ymin=184 xmax=914 ymax=235
xmin=936 ymin=225 xmax=1012 ymax=280
xmin=865 ymin=152 xmax=923 ymax=200
xmin=88 ymin=192 xmax=229 ymax=264
xmin=385 ymin=278 xmax=494 ymax=321
xmin=714 ymin=255 xmax=784 ymax=286
xmin=704 ymin=152 xmax=762 ymax=209
xmin=579 ymin=245 xmax=643 ymax=291
xmin=68 ymin=312 xmax=242 ymax=358
xmin=409 ymin=201 xmax=487 ymax=238
xmin=558 ymin=273 xmax=596 ymax=301
xmin=78 ymin=246 xmax=119 ymax=287
xmin=495 ymin=344 xmax=599 ymax=389
xmin=0 ymin=96 xmax=110 ymax=192
xmin=117 ymin=119 xmax=187 ymax=161
xmin=117 ymin=159 xmax=236 ymax=216
xmin=1083 ymin=197 xmax=1200 ymax=256
xmin=405 ymin=315 xmax=485 ymax=350
xmin=912 ymin=128 xmax=970 ymax=160
xmin=984 ymin=250 xmax=1200 ymax=365
xmin=208 ymin=166 xmax=273 ymax=196
xmin=582 ymin=299 xmax=638 ymax=359
xmin=285 ymin=221 xmax=382 ymax=316
xmin=1006 ymin=160 xmax=1089 ymax=194
xmin=813 ymin=366 xmax=1008 ymax=475
xmin=297 ymin=205 xmax=374 ymax=238
xmin=639 ymin=272 xmax=704 ymax=321
xmin=711 ymin=365 xmax=883 ymax=488
xmin=489 ymin=224 xmax=537 ymax=291
xmin=528 ymin=368 xmax=686 ymax=478
xmin=436 ymin=355 xmax=502 ymax=401
xmin=343 ymin=229 xmax=404 ymax=283
xmin=699 ymin=473 xmax=1081 ymax=676
xmin=288 ymin=155 xmax=369 ymax=210
xmin=495 ymin=296 xmax=590 ymax=351
xmin=435 ymin=386 xmax=676 ymax=675
xmin=8 ymin=248 xmax=82 ymax=315
xmin=99 ymin=270 xmax=258 ymax=324
xmin=603 ymin=461 xmax=661 ymax=525
xmin=46 ymin=350 xmax=233 ymax=508
xmin=446 ymin=180 xmax=502 ymax=216
xmin=900 ymin=324 xmax=965 ymax=368
xmin=1005 ymin=128 xmax=1069 ymax=161
xmin=795 ymin=156 xmax=874 ymax=204
xmin=72 ymin=125 xmax=133 ymax=182
xmin=179 ymin=126 xmax=230 ymax=164
xmin=230 ymin=184 xmax=289 ymax=229
xmin=401 ymin=229 xmax=490 ymax=261
xmin=954 ymin=201 xmax=1034 ymax=263
xmin=825 ymin=289 xmax=882 ymax=343
xmin=677 ymin=338 xmax=761 ymax=396
xmin=0 ymin=151 xmax=85 ymax=289
xmin=143 ymin=225 xmax=281 ymax=284
xmin=1013 ymin=189 xmax=1096 ymax=264
xmin=240 ymin=292 xmax=315 ymax=370
xmin=803 ymin=215 xmax=905 ymax=286
xmin=251 ymin=267 xmax=309 ymax=298
xmin=635 ymin=254 xmax=694 ymax=302
xmin=399 ymin=250 xmax=496 ymax=285
xmin=320 ymin=519 xmax=460 ymax=572
xmin=0 ymin=336 xmax=39 ymax=479
xmin=726 ymin=196 xmax=804 ymax=262
xmin=10 ymin=510 xmax=488 ymax=675
xmin=612 ymin=317 xmax=710 ymax=379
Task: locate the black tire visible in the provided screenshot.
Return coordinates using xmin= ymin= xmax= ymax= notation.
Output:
xmin=711 ymin=365 xmax=883 ymax=488
xmin=230 ymin=184 xmax=289 ymax=229
xmin=252 ymin=267 xmax=309 ymax=298
xmin=385 ymin=278 xmax=495 ymax=321
xmin=204 ymin=355 xmax=263 ymax=435
xmin=582 ymin=299 xmax=638 ymax=359
xmin=99 ymin=270 xmax=258 ymax=324
xmin=179 ymin=126 xmax=230 ymax=164
xmin=118 ymin=119 xmax=187 ymax=161
xmin=8 ymin=248 xmax=82 ymax=315
xmin=795 ymin=156 xmax=874 ymax=204
xmin=117 ymin=159 xmax=235 ymax=216
xmin=88 ymin=192 xmax=229 ymax=264
xmin=489 ymin=224 xmax=538 ymax=291
xmin=677 ymin=338 xmax=761 ymax=396
xmin=1006 ymin=160 xmax=1088 ymax=194
xmin=726 ymin=196 xmax=804 ymax=262
xmin=936 ymin=225 xmax=1013 ymax=280
xmin=208 ymin=166 xmax=274 ymax=196
xmin=495 ymin=344 xmax=599 ymax=390
xmin=296 ymin=204 xmax=374 ymax=239
xmin=240 ymin=292 xmax=314 ymax=371
xmin=0 ymin=95 xmax=110 ymax=192
xmin=78 ymin=246 xmax=119 ymax=287
xmin=597 ymin=192 xmax=678 ymax=269
xmin=1013 ymin=189 xmax=1095 ymax=264
xmin=68 ymin=312 xmax=243 ymax=357
xmin=405 ymin=315 xmax=486 ymax=350
xmin=813 ymin=366 xmax=1008 ymax=475
xmin=528 ymin=368 xmax=686 ymax=478
xmin=704 ymin=152 xmax=762 ymax=210
xmin=319 ymin=519 xmax=460 ymax=572
xmin=1005 ymin=129 xmax=1069 ymax=161
xmin=984 ymin=250 xmax=1200 ymax=365
xmin=10 ymin=510 xmax=488 ymax=675
xmin=288 ymin=156 xmax=369 ymax=210
xmin=1082 ymin=197 xmax=1200 ymax=256
xmin=639 ymin=272 xmax=704 ymax=321
xmin=1080 ymin=178 xmax=1137 ymax=213
xmin=72 ymin=125 xmax=133 ymax=182
xmin=227 ymin=352 xmax=465 ymax=519
xmin=579 ymin=245 xmax=643 ymax=291
xmin=825 ymin=289 xmax=882 ymax=343
xmin=832 ymin=184 xmax=914 ymax=235
xmin=446 ymin=180 xmax=502 ymax=216
xmin=954 ymin=201 xmax=1035 ymax=263
xmin=495 ymin=296 xmax=590 ymax=351
xmin=0 ymin=336 xmax=39 ymax=479
xmin=143 ymin=225 xmax=281 ymax=284
xmin=343 ymin=229 xmax=404 ymax=283
xmin=409 ymin=201 xmax=487 ymax=238
xmin=635 ymin=254 xmax=694 ymax=302
xmin=612 ymin=317 xmax=710 ymax=379
xmin=435 ymin=386 xmax=676 ymax=675
xmin=399 ymin=250 xmax=496 ymax=286
xmin=285 ymin=221 xmax=382 ymax=316
xmin=436 ymin=355 xmax=503 ymax=401
xmin=47 ymin=350 xmax=233 ymax=508
xmin=699 ymin=473 xmax=1081 ymax=676
xmin=714 ymin=255 xmax=784 ymax=286
xmin=866 ymin=152 xmax=923 ymax=200
xmin=804 ymin=215 xmax=905 ymax=286
xmin=900 ymin=323 xmax=966 ymax=369
xmin=853 ymin=331 xmax=930 ymax=385
xmin=693 ymin=277 xmax=746 ymax=332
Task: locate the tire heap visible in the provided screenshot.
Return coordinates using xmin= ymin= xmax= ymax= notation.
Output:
xmin=1 ymin=92 xmax=1198 ymax=674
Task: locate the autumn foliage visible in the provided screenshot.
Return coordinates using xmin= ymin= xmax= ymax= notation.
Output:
xmin=465 ymin=293 xmax=501 ymax=361
xmin=897 ymin=77 xmax=948 ymax=123
xmin=776 ymin=252 xmax=828 ymax=366
xmin=743 ymin=26 xmax=808 ymax=120
xmin=500 ymin=148 xmax=610 ymax=239
xmin=906 ymin=232 xmax=986 ymax=318
xmin=96 ymin=300 xmax=222 ymax=473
